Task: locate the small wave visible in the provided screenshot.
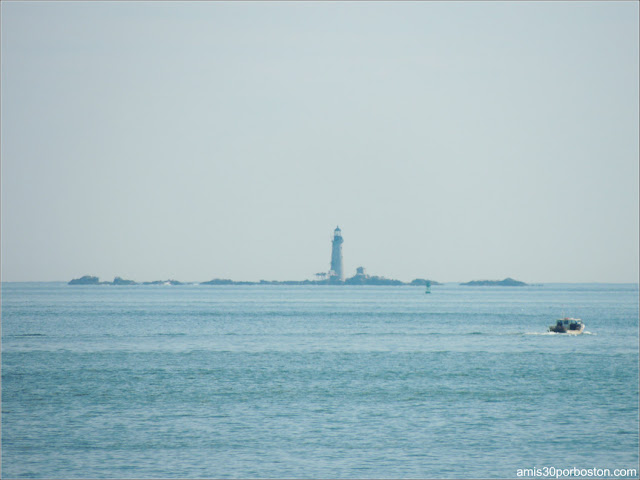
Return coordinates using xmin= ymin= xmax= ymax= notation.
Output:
xmin=8 ymin=333 xmax=47 ymax=337
xmin=347 ymin=331 xmax=493 ymax=337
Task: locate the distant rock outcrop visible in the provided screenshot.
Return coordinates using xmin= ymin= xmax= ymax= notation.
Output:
xmin=409 ymin=278 xmax=441 ymax=286
xmin=142 ymin=279 xmax=183 ymax=285
xmin=69 ymin=275 xmax=179 ymax=285
xmin=112 ymin=276 xmax=138 ymax=285
xmin=200 ymin=278 xmax=236 ymax=285
xmin=344 ymin=273 xmax=404 ymax=286
xmin=68 ymin=275 xmax=101 ymax=285
xmin=461 ymin=277 xmax=528 ymax=286
xmin=69 ymin=274 xmax=441 ymax=287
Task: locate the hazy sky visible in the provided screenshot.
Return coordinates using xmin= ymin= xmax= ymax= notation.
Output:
xmin=2 ymin=1 xmax=638 ymax=283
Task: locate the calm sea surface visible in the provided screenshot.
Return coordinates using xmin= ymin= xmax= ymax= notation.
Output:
xmin=2 ymin=282 xmax=638 ymax=478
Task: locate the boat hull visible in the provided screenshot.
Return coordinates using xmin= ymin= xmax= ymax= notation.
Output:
xmin=548 ymin=324 xmax=585 ymax=334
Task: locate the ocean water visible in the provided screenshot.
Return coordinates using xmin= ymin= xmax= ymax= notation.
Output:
xmin=2 ymin=282 xmax=638 ymax=479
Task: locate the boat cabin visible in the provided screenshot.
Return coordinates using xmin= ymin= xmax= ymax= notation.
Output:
xmin=549 ymin=317 xmax=584 ymax=333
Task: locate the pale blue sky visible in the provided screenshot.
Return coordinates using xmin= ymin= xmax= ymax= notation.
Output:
xmin=2 ymin=1 xmax=638 ymax=283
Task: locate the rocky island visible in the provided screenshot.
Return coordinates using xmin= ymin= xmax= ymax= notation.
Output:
xmin=460 ymin=277 xmax=528 ymax=286
xmin=142 ymin=279 xmax=183 ymax=285
xmin=69 ymin=229 xmax=443 ymax=287
xmin=68 ymin=276 xmax=183 ymax=286
xmin=68 ymin=275 xmax=103 ymax=285
xmin=69 ymin=274 xmax=441 ymax=287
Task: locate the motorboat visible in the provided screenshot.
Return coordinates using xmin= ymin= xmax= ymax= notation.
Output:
xmin=548 ymin=317 xmax=585 ymax=334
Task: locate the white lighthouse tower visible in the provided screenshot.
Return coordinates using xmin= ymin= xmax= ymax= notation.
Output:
xmin=329 ymin=226 xmax=344 ymax=282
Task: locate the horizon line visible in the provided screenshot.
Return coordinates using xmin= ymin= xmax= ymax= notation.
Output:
xmin=1 ymin=279 xmax=638 ymax=286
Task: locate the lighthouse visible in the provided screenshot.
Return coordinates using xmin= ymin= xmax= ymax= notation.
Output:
xmin=330 ymin=226 xmax=344 ymax=282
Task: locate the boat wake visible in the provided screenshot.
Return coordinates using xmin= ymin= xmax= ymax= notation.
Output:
xmin=524 ymin=331 xmax=596 ymax=336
